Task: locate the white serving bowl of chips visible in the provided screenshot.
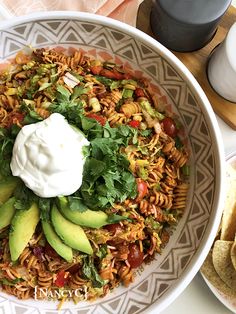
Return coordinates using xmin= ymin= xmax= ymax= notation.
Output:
xmin=0 ymin=11 xmax=225 ymax=314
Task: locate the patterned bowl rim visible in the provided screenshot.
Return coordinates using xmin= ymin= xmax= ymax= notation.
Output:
xmin=0 ymin=11 xmax=226 ymax=313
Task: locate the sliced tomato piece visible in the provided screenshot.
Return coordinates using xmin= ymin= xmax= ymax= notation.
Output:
xmin=162 ymin=117 xmax=177 ymax=138
xmin=127 ymin=243 xmax=144 ymax=268
xmin=100 ymin=69 xmax=124 ymax=80
xmin=105 ymin=223 xmax=123 ymax=235
xmin=129 ymin=120 xmax=140 ymax=128
xmin=136 ymin=178 xmax=148 ymax=202
xmin=134 ymin=88 xmax=145 ymax=98
xmin=123 ymin=73 xmax=133 ymax=80
xmin=6 ymin=112 xmax=25 ymax=128
xmin=54 ymin=270 xmax=69 ymax=288
xmin=86 ymin=113 xmax=106 ymax=126
xmin=90 ymin=65 xmax=103 ymax=75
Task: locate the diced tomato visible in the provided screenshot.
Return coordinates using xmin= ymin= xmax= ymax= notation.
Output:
xmin=100 ymin=69 xmax=124 ymax=80
xmin=136 ymin=178 xmax=148 ymax=202
xmin=90 ymin=65 xmax=103 ymax=75
xmin=6 ymin=112 xmax=25 ymax=128
xmin=128 ymin=120 xmax=140 ymax=128
xmin=162 ymin=117 xmax=177 ymax=138
xmin=55 ymin=270 xmax=69 ymax=288
xmin=123 ymin=73 xmax=133 ymax=80
xmin=105 ymin=223 xmax=123 ymax=235
xmin=86 ymin=113 xmax=106 ymax=126
xmin=134 ymin=88 xmax=145 ymax=98
xmin=127 ymin=243 xmax=144 ymax=268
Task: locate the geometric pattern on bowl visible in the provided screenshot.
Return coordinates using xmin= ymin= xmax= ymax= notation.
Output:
xmin=0 ymin=13 xmax=219 ymax=314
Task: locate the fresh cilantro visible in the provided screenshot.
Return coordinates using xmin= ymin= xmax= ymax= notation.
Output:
xmin=139 ymin=129 xmax=152 ymax=137
xmin=49 ymin=85 xmax=84 ymax=125
xmin=95 ymin=75 xmax=114 ymax=87
xmin=82 ymin=256 xmax=105 ymax=288
xmin=67 ymin=196 xmax=88 ymax=212
xmin=0 ymin=278 xmax=24 ymax=286
xmin=0 ymin=128 xmax=14 ymax=177
xmin=107 ymin=214 xmax=132 ymax=224
xmin=39 ymin=198 xmax=52 ymax=221
xmin=79 ymin=132 xmax=137 ymax=209
xmin=71 ymin=85 xmax=91 ymax=100
xmin=10 ymin=124 xmax=21 ymax=137
xmin=14 ymin=183 xmax=37 ymax=210
xmin=22 ymin=108 xmax=43 ymax=124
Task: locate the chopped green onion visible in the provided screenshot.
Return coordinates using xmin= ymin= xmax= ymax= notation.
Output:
xmin=110 ymin=81 xmax=121 ymax=90
xmin=139 ymin=99 xmax=165 ymax=120
xmin=181 ymin=164 xmax=190 ymax=176
xmin=122 ymin=88 xmax=133 ymax=98
xmin=89 ymin=97 xmax=101 ymax=112
xmin=121 ymin=79 xmax=137 ymax=86
xmin=38 ymin=82 xmax=52 ymax=91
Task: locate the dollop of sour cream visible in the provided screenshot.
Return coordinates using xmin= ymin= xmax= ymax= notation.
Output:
xmin=10 ymin=113 xmax=90 ymax=198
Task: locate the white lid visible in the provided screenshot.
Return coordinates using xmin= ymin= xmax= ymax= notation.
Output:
xmin=226 ymin=22 xmax=236 ymax=72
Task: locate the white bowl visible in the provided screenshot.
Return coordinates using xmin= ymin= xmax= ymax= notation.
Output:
xmin=0 ymin=11 xmax=225 ymax=314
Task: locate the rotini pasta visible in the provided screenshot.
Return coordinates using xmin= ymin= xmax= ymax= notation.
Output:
xmin=0 ymin=47 xmax=190 ymax=308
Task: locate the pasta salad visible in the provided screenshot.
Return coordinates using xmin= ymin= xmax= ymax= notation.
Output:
xmin=0 ymin=47 xmax=189 ymax=308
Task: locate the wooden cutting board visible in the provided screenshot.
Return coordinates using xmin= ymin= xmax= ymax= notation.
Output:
xmin=137 ymin=1 xmax=236 ymax=130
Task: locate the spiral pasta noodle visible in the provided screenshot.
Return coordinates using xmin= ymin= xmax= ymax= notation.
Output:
xmin=0 ymin=47 xmax=190 ymax=308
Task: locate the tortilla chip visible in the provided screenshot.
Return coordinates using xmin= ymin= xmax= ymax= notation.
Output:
xmin=221 ymin=164 xmax=236 ymax=241
xmin=231 ymin=240 xmax=236 ymax=271
xmin=201 ymin=250 xmax=236 ymax=298
xmin=212 ymin=240 xmax=236 ymax=290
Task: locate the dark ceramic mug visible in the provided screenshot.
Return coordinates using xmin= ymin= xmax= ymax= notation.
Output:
xmin=150 ymin=0 xmax=232 ymax=52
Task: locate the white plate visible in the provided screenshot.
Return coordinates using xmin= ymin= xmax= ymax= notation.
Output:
xmin=201 ymin=273 xmax=236 ymax=314
xmin=200 ymin=152 xmax=236 ymax=314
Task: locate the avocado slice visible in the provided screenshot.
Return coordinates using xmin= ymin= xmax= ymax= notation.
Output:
xmin=58 ymin=196 xmax=108 ymax=229
xmin=0 ymin=177 xmax=19 ymax=205
xmin=0 ymin=197 xmax=16 ymax=230
xmin=51 ymin=205 xmax=93 ymax=255
xmin=41 ymin=219 xmax=73 ymax=262
xmin=9 ymin=202 xmax=40 ymax=262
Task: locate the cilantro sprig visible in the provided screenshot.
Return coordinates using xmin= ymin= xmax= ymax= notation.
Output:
xmin=49 ymin=85 xmax=138 ymax=210
xmin=79 ymin=135 xmax=137 ymax=209
xmin=0 ymin=127 xmax=18 ymax=177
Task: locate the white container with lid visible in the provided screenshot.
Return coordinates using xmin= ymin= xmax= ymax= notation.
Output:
xmin=207 ymin=22 xmax=236 ymax=103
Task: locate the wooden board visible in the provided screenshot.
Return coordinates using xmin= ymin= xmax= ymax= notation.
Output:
xmin=137 ymin=1 xmax=236 ymax=130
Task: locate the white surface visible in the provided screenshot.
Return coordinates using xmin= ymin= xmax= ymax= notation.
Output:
xmin=0 ymin=4 xmax=235 ymax=314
